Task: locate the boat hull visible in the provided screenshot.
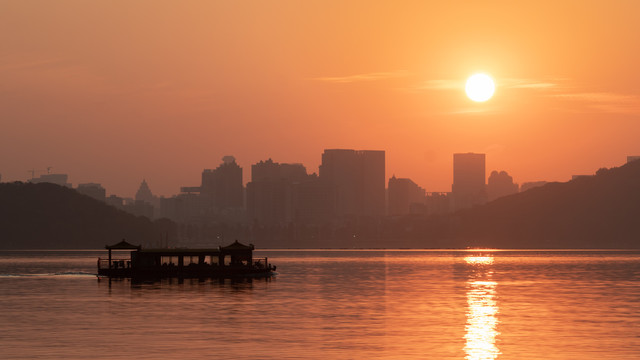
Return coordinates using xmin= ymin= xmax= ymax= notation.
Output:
xmin=97 ymin=266 xmax=274 ymax=279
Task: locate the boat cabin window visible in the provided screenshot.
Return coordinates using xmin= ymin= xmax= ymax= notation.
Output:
xmin=223 ymin=256 xmax=249 ymax=266
xmin=204 ymin=256 xmax=218 ymax=265
xmin=184 ymin=256 xmax=196 ymax=266
xmin=161 ymin=256 xmax=176 ymax=266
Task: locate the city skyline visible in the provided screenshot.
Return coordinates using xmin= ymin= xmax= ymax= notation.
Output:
xmin=9 ymin=148 xmax=636 ymax=199
xmin=2 ymin=2 xmax=640 ymax=197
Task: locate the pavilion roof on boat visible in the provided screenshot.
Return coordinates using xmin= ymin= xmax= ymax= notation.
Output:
xmin=219 ymin=240 xmax=254 ymax=265
xmin=106 ymin=240 xmax=141 ymax=250
xmin=104 ymin=240 xmax=141 ymax=268
xmin=220 ymin=240 xmax=254 ymax=251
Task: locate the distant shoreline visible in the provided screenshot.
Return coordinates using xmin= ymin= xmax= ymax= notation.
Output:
xmin=2 ymin=248 xmax=639 ymax=251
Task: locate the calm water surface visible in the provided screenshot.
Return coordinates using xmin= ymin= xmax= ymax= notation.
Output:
xmin=1 ymin=249 xmax=639 ymax=359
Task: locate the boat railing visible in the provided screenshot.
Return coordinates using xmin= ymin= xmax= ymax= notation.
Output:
xmin=97 ymin=258 xmax=131 ymax=270
xmin=253 ymin=257 xmax=269 ymax=269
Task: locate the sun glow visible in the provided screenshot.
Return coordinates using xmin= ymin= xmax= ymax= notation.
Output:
xmin=465 ymin=73 xmax=495 ymax=102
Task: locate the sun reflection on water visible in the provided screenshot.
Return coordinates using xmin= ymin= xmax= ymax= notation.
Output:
xmin=464 ymin=255 xmax=500 ymax=360
xmin=464 ymin=256 xmax=494 ymax=266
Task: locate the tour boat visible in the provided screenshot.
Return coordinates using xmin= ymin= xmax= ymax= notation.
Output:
xmin=97 ymin=239 xmax=276 ymax=279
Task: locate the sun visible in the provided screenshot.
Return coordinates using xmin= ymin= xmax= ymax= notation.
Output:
xmin=465 ymin=73 xmax=495 ymax=102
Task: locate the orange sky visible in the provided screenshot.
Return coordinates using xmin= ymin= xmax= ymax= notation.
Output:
xmin=1 ymin=1 xmax=640 ymax=197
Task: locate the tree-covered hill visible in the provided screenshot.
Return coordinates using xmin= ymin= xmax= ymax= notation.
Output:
xmin=0 ymin=182 xmax=174 ymax=249
xmin=451 ymin=160 xmax=640 ymax=248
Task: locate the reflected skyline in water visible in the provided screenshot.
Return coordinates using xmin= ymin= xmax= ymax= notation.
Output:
xmin=464 ymin=255 xmax=500 ymax=360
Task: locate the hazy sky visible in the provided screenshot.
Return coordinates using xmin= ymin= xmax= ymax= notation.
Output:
xmin=2 ymin=1 xmax=639 ymax=197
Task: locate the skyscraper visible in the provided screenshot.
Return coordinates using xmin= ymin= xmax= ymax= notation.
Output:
xmin=452 ymin=153 xmax=487 ymax=211
xmin=292 ymin=175 xmax=335 ymax=225
xmin=319 ymin=149 xmax=385 ymax=217
xmin=360 ymin=150 xmax=386 ymax=216
xmin=487 ymin=170 xmax=518 ymax=201
xmin=77 ymin=183 xmax=106 ymax=202
xmin=246 ymin=159 xmax=311 ymax=225
xmin=201 ymin=156 xmax=243 ymax=210
xmin=134 ymin=179 xmax=157 ymax=218
xmin=135 ymin=179 xmax=154 ymax=204
xmin=388 ymin=176 xmax=426 ymax=215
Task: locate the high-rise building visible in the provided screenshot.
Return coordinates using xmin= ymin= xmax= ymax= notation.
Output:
xmin=319 ymin=149 xmax=385 ymax=217
xmin=246 ymin=159 xmax=310 ymax=225
xmin=29 ymin=173 xmax=71 ymax=187
xmin=134 ymin=179 xmax=160 ymax=218
xmin=251 ymin=159 xmax=308 ymax=183
xmin=360 ymin=150 xmax=386 ymax=217
xmin=388 ymin=176 xmax=426 ymax=215
xmin=292 ymin=175 xmax=335 ymax=225
xmin=319 ymin=149 xmax=359 ymax=217
xmin=452 ymin=153 xmax=487 ymax=211
xmin=106 ymin=195 xmax=124 ymax=209
xmin=129 ymin=200 xmax=154 ymax=219
xmin=159 ymin=192 xmax=207 ymax=224
xmin=76 ymin=183 xmax=106 ymax=202
xmin=135 ymin=179 xmax=154 ymax=203
xmin=201 ymin=156 xmax=243 ymax=210
xmin=425 ymin=192 xmax=451 ymax=215
xmin=487 ymin=170 xmax=518 ymax=201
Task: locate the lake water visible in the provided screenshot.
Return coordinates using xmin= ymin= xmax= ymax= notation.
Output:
xmin=1 ymin=250 xmax=640 ymax=359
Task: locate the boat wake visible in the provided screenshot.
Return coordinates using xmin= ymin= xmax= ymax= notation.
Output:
xmin=54 ymin=271 xmax=97 ymax=276
xmin=0 ymin=271 xmax=97 ymax=278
